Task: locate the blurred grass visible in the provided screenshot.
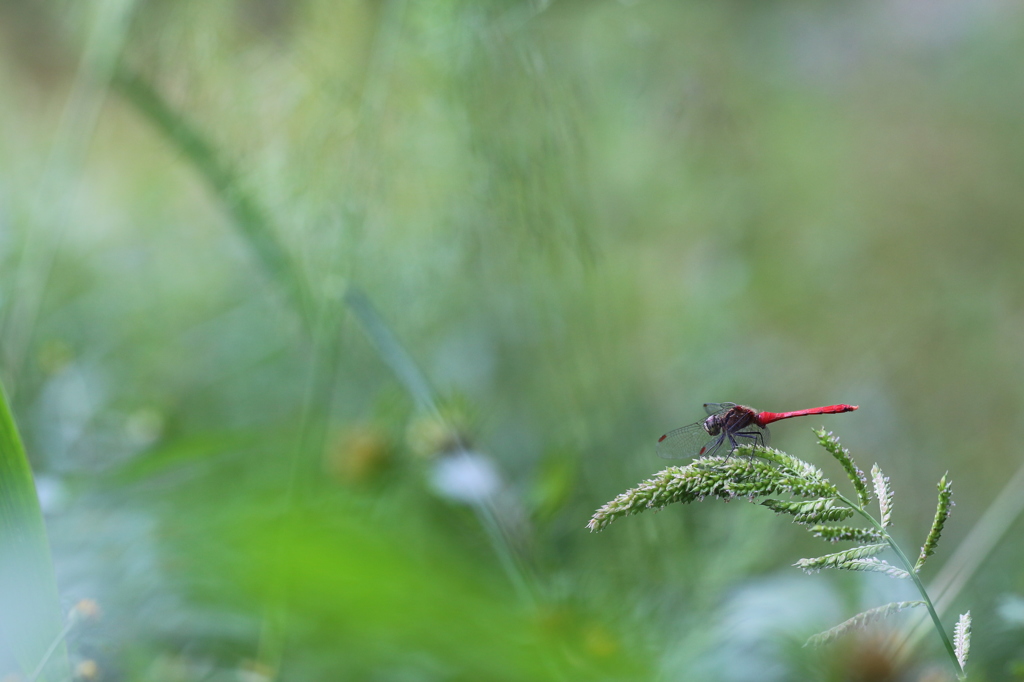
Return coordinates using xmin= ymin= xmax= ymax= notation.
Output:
xmin=167 ymin=496 xmax=649 ymax=681
xmin=3 ymin=0 xmax=1024 ymax=679
xmin=110 ymin=65 xmax=316 ymax=329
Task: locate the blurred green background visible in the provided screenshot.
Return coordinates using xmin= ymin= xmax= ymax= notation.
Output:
xmin=2 ymin=0 xmax=1024 ymax=680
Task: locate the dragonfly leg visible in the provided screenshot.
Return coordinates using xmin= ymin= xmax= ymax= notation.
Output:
xmin=700 ymin=434 xmax=727 ymax=458
xmin=725 ymin=435 xmax=759 ymax=464
xmin=724 ymin=434 xmax=744 ymax=458
xmin=734 ymin=430 xmax=766 ymax=450
xmin=730 ymin=432 xmax=766 ymax=459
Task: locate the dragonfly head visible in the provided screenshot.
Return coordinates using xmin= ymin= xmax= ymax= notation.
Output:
xmin=703 ymin=415 xmax=722 ymax=436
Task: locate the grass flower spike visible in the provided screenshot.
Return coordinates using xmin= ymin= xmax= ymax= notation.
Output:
xmin=588 ymin=427 xmax=971 ymax=680
xmin=814 ymin=429 xmax=871 ymax=507
xmin=916 ymin=474 xmax=953 ymax=572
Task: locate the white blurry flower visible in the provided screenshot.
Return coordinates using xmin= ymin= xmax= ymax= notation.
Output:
xmin=429 ymin=450 xmax=501 ymax=504
xmin=35 ymin=475 xmax=69 ymax=514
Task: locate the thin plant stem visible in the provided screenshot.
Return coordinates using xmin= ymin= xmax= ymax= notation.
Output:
xmin=24 ymin=617 xmax=76 ymax=682
xmin=343 ymin=287 xmax=536 ymax=601
xmin=835 ymin=492 xmax=964 ymax=680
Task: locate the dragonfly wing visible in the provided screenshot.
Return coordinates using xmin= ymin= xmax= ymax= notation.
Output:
xmin=656 ymin=422 xmax=715 ymax=460
xmin=703 ymin=402 xmax=737 ymax=416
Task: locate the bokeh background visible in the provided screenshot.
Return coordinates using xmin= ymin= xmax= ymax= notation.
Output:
xmin=2 ymin=0 xmax=1024 ymax=680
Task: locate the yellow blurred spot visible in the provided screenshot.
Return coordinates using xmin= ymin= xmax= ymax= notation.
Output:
xmin=37 ymin=339 xmax=73 ymax=374
xmin=325 ymin=427 xmax=392 ymax=483
xmin=238 ymin=659 xmax=275 ymax=682
xmin=406 ymin=415 xmax=455 ymax=459
xmin=74 ymin=660 xmax=99 ymax=680
xmin=72 ymin=599 xmax=102 ymax=622
xmin=141 ymin=654 xmax=190 ymax=681
xmin=2 ymin=673 xmax=24 ymax=682
xmin=404 ymin=397 xmax=476 ymax=458
xmin=839 ymin=631 xmax=903 ymax=681
xmin=536 ymin=607 xmax=619 ymax=660
xmin=582 ymin=624 xmax=619 ymax=659
xmin=406 ymin=415 xmax=473 ymax=459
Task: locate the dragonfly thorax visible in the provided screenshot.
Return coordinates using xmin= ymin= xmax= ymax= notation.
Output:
xmin=705 ymin=405 xmax=757 ymax=437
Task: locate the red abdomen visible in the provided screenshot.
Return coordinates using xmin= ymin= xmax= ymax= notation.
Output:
xmin=755 ymin=404 xmax=858 ymax=427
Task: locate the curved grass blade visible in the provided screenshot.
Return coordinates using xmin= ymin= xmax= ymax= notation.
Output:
xmin=0 ymin=379 xmax=68 ymax=681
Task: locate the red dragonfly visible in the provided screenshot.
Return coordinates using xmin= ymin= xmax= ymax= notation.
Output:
xmin=656 ymin=402 xmax=858 ymax=460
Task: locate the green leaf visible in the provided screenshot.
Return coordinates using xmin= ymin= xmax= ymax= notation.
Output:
xmin=0 ymin=379 xmax=68 ymax=681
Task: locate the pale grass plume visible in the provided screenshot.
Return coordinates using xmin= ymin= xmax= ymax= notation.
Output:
xmin=871 ymin=463 xmax=894 ymax=528
xmin=805 ymin=601 xmax=925 ymax=647
xmin=954 ymin=611 xmax=972 ymax=671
